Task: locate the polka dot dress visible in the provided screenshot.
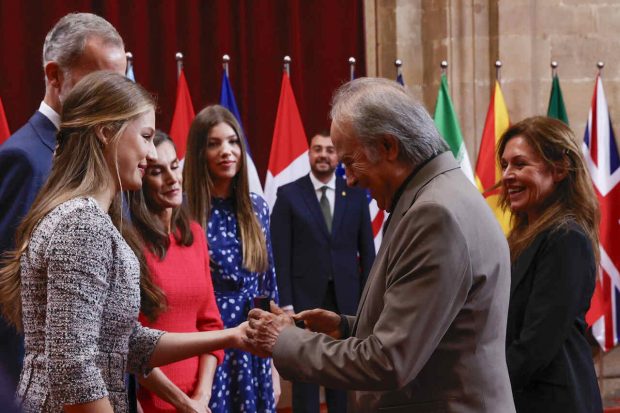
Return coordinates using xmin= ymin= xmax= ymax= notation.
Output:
xmin=207 ymin=193 xmax=279 ymax=413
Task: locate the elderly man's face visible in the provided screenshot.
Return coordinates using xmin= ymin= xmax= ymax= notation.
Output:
xmin=331 ymin=122 xmax=391 ymax=210
xmin=58 ymin=36 xmax=126 ymax=104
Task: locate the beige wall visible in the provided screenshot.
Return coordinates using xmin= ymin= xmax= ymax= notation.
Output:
xmin=366 ymin=0 xmax=620 ymax=165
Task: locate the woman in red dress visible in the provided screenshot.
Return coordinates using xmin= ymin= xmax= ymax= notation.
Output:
xmin=130 ymin=131 xmax=224 ymax=413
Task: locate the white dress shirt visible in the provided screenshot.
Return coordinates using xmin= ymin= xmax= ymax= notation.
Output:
xmin=309 ymin=172 xmax=336 ymax=216
xmin=38 ymin=101 xmax=60 ymax=130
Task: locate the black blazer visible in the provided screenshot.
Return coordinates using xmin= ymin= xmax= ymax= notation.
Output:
xmin=270 ymin=174 xmax=375 ymax=315
xmin=506 ymin=221 xmax=602 ymax=413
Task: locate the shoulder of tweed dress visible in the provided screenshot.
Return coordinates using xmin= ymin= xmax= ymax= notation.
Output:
xmin=24 ymin=197 xmax=115 ymax=406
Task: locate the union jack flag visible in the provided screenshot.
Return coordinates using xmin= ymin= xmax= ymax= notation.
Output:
xmin=583 ymin=74 xmax=620 ymax=351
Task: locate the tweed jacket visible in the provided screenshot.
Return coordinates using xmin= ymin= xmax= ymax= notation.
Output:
xmin=16 ymin=197 xmax=163 ymax=413
xmin=273 ymin=153 xmax=515 ymax=412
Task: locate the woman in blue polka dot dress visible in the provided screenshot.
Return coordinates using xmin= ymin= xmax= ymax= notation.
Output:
xmin=183 ymin=105 xmax=280 ymax=413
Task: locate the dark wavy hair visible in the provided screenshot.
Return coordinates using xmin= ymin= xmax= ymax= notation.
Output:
xmin=128 ymin=131 xmax=194 ymax=321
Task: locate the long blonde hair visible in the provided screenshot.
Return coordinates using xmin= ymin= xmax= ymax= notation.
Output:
xmin=0 ymin=71 xmax=156 ymax=329
xmin=183 ymin=105 xmax=268 ymax=272
xmin=497 ymin=116 xmax=600 ymax=263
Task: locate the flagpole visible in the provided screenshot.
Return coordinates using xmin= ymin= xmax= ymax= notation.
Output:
xmin=126 ymin=51 xmax=133 ymax=68
xmin=349 ymin=57 xmax=356 ymax=81
xmin=551 ymin=60 xmax=558 ymax=77
xmin=597 ymin=61 xmax=605 ymax=76
xmin=395 ymin=59 xmax=402 ymax=79
xmin=175 ymin=52 xmax=184 ymax=79
xmin=283 ymin=55 xmax=291 ymax=76
xmin=495 ymin=60 xmax=502 ymax=83
xmin=222 ymin=54 xmax=230 ymax=77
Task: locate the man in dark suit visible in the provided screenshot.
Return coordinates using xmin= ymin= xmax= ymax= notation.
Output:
xmin=270 ymin=132 xmax=375 ymax=413
xmin=0 ymin=12 xmax=126 ymax=390
xmin=247 ymin=78 xmax=515 ymax=412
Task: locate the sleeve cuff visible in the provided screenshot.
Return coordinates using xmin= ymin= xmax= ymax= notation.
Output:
xmin=127 ymin=325 xmax=165 ymax=376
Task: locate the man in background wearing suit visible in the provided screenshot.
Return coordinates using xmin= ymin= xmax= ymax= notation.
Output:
xmin=271 ymin=132 xmax=375 ymax=413
xmin=0 ymin=12 xmax=126 ymax=391
xmin=247 ymin=77 xmax=515 ymax=412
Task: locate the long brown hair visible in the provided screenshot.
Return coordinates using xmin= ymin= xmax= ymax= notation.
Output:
xmin=497 ymin=116 xmax=600 ymax=263
xmin=129 ymin=131 xmax=195 ymax=321
xmin=0 ymin=71 xmax=155 ymax=329
xmin=183 ymin=105 xmax=268 ymax=272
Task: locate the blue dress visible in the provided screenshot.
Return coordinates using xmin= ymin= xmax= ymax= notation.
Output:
xmin=207 ymin=193 xmax=279 ymax=413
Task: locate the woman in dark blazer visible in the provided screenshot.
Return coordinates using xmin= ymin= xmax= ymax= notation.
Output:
xmin=498 ymin=116 xmax=602 ymax=413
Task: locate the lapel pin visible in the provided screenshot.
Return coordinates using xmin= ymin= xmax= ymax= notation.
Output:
xmin=342 ymin=191 xmax=346 ymax=197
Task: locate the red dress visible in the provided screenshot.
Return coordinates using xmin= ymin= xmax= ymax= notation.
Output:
xmin=138 ymin=221 xmax=224 ymax=412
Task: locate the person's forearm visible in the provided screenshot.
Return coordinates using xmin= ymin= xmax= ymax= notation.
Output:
xmin=194 ymin=354 xmax=218 ymax=397
xmin=149 ymin=328 xmax=241 ymax=368
xmin=271 ymin=359 xmax=281 ymax=405
xmin=138 ymin=368 xmax=189 ymax=409
xmin=64 ymin=397 xmax=113 ymax=413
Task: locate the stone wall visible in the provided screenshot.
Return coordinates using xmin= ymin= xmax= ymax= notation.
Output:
xmin=366 ymin=0 xmax=620 ymax=163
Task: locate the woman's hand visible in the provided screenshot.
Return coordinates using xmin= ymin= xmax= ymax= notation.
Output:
xmin=174 ymin=394 xmax=210 ymax=413
xmin=293 ymin=308 xmax=342 ymax=338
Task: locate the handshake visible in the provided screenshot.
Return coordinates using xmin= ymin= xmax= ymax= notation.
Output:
xmin=237 ymin=301 xmax=343 ymax=357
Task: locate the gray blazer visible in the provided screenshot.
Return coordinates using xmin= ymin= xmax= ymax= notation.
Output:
xmin=273 ymin=153 xmax=515 ymax=412
xmin=16 ymin=198 xmax=163 ymax=413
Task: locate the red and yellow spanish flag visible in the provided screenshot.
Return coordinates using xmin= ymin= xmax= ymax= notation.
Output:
xmin=475 ymin=81 xmax=511 ymax=234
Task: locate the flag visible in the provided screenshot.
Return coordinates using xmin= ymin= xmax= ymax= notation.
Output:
xmin=396 ymin=73 xmax=405 ymax=86
xmin=583 ymin=74 xmax=620 ymax=351
xmin=547 ymin=74 xmax=568 ymax=124
xmin=264 ymin=72 xmax=309 ymax=211
xmin=475 ymin=80 xmax=511 ymax=234
xmin=126 ymin=59 xmax=135 ymax=82
xmin=0 ymin=97 xmax=9 ymax=145
xmin=433 ymin=73 xmax=475 ymax=184
xmin=219 ymin=70 xmax=263 ymax=196
xmin=169 ymin=70 xmax=195 ymax=160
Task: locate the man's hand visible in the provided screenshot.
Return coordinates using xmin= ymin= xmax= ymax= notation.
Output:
xmin=246 ymin=301 xmax=294 ymax=356
xmin=293 ymin=308 xmax=342 ymax=339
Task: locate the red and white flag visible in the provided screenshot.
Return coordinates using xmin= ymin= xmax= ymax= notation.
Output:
xmin=169 ymin=70 xmax=195 ymax=160
xmin=0 ymin=97 xmax=10 ymax=145
xmin=264 ymin=72 xmax=309 ymax=211
xmin=584 ymin=74 xmax=620 ymax=351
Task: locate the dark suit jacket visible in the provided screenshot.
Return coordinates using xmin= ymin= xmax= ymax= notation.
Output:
xmin=0 ymin=110 xmax=56 ymax=385
xmin=270 ymin=174 xmax=375 ymax=315
xmin=274 ymin=153 xmax=515 ymax=412
xmin=506 ymin=222 xmax=602 ymax=413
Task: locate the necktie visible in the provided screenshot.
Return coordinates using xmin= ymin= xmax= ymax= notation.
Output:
xmin=320 ymin=186 xmax=332 ymax=233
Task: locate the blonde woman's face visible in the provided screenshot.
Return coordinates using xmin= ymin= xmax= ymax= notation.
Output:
xmin=205 ymin=122 xmax=241 ymax=187
xmin=110 ymin=108 xmax=156 ymax=191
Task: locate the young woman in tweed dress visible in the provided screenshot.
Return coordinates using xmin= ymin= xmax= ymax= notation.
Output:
xmin=0 ymin=72 xmax=249 ymax=413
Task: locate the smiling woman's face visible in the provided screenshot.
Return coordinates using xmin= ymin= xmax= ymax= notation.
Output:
xmin=107 ymin=108 xmax=156 ymax=192
xmin=204 ymin=122 xmax=242 ymax=186
xmin=144 ymin=140 xmax=183 ymax=210
xmin=500 ymin=135 xmax=559 ymax=222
